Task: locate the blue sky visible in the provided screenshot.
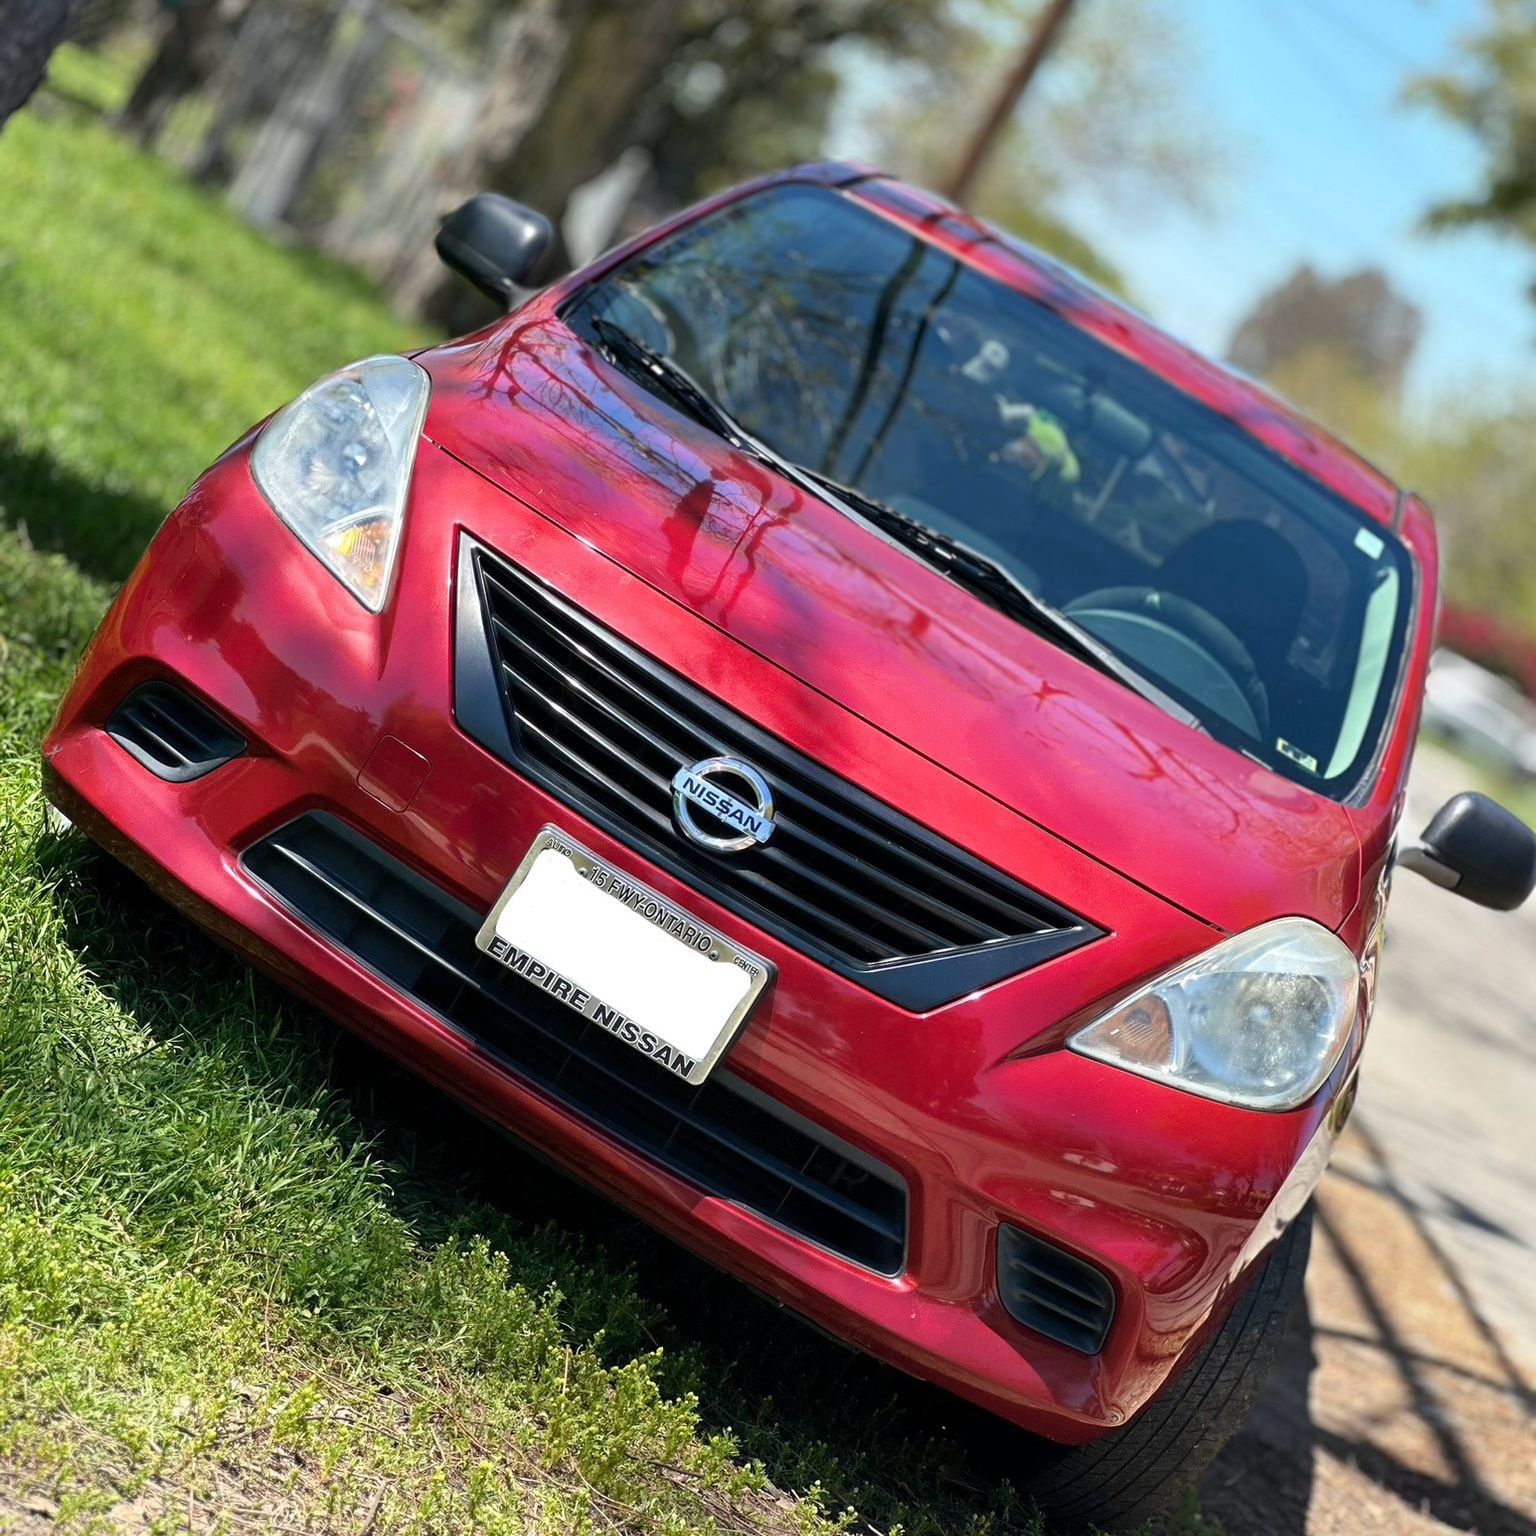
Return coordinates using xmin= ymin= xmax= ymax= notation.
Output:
xmin=839 ymin=0 xmax=1534 ymax=408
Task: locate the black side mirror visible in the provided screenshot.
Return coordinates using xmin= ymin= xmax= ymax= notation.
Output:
xmin=1398 ymin=791 xmax=1536 ymax=910
xmin=435 ymin=194 xmax=553 ymax=307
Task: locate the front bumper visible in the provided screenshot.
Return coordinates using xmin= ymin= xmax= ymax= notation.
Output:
xmin=43 ymin=436 xmax=1337 ymax=1443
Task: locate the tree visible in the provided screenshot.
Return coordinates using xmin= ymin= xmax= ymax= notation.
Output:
xmin=398 ymin=0 xmax=689 ymax=327
xmin=0 ymin=0 xmax=80 ymax=130
xmin=644 ymin=0 xmax=957 ymax=209
xmin=403 ymin=0 xmax=962 ymax=326
xmin=1228 ymin=264 xmax=1423 ymax=403
xmin=1396 ymin=399 xmax=1536 ymax=623
xmin=1411 ymin=0 xmax=1536 ymax=277
xmin=867 ymin=0 xmax=1218 ymax=296
xmin=116 ymin=0 xmax=254 ymax=149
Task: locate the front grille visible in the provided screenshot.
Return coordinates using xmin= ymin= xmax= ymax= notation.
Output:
xmin=454 ymin=539 xmax=1101 ymax=1011
xmin=997 ymin=1224 xmax=1116 ymax=1354
xmin=107 ymin=682 xmax=245 ymax=782
xmin=245 ymin=814 xmax=908 ymax=1274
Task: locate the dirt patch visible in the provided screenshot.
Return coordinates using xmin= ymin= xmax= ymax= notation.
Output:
xmin=1202 ymin=1136 xmax=1535 ymax=1536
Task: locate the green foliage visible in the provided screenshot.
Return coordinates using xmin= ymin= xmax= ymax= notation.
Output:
xmin=1411 ymin=0 xmax=1536 ymax=268
xmin=34 ymin=37 xmax=139 ymax=114
xmin=647 ymin=0 xmax=960 ymax=204
xmin=0 ymin=86 xmax=423 ymax=581
xmin=865 ymin=0 xmax=1222 ymax=295
xmin=1392 ymin=396 xmax=1536 ymax=622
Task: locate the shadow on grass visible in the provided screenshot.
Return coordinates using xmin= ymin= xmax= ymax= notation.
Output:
xmin=0 ymin=434 xmax=167 ymax=584
xmin=91 ymin=840 xmax=1536 ymax=1536
xmin=51 ymin=848 xmax=1047 ymax=1536
xmin=40 ymin=769 xmax=1536 ymax=1536
xmin=79 ymin=836 xmax=1536 ymax=1535
xmin=334 ymin=1027 xmax=1047 ymax=1533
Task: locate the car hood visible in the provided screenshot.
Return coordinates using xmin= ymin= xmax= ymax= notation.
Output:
xmin=417 ymin=319 xmax=1361 ymax=933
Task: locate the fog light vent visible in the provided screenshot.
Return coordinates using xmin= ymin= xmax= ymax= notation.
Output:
xmin=106 ymin=682 xmax=244 ymax=782
xmin=997 ymin=1224 xmax=1116 ymax=1355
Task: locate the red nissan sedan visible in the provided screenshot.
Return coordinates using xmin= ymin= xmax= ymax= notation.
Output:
xmin=43 ymin=164 xmax=1536 ymax=1529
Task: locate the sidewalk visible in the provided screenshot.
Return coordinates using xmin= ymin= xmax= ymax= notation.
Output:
xmin=1197 ymin=743 xmax=1536 ymax=1536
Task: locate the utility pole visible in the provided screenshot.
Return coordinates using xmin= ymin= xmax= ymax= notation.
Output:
xmin=941 ymin=0 xmax=1081 ymax=207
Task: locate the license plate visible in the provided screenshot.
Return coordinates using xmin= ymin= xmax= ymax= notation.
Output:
xmin=474 ymin=826 xmax=773 ymax=1085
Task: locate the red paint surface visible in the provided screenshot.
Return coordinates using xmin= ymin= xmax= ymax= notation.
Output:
xmin=358 ymin=734 xmax=430 ymax=813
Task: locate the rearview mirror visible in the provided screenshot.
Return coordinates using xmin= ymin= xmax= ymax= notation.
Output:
xmin=1398 ymin=791 xmax=1536 ymax=910
xmin=435 ymin=194 xmax=553 ymax=306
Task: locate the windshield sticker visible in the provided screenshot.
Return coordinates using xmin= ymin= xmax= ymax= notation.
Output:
xmin=1354 ymin=527 xmax=1385 ymax=560
xmin=1276 ymin=738 xmax=1320 ymax=773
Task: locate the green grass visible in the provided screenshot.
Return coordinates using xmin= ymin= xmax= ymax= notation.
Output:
xmin=38 ymin=38 xmax=146 ymax=116
xmin=0 ymin=82 xmax=424 ymax=583
xmin=0 ymin=83 xmax=1209 ymax=1536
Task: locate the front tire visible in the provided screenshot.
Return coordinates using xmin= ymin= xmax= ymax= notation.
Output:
xmin=1024 ymin=1205 xmax=1314 ymax=1532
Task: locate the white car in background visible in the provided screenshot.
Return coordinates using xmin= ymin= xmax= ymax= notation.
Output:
xmin=1422 ymin=649 xmax=1536 ymax=778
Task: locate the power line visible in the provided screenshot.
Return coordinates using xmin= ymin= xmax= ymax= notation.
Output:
xmin=1286 ymin=0 xmax=1433 ymax=76
xmin=1242 ymin=7 xmax=1528 ymax=343
xmin=1258 ymin=1 xmax=1363 ymax=109
xmin=1067 ymin=5 xmax=1530 ymax=361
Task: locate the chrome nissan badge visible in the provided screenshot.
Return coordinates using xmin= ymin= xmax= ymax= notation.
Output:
xmin=671 ymin=756 xmax=775 ymax=853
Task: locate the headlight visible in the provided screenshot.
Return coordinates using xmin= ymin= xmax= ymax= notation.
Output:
xmin=251 ymin=355 xmax=430 ymax=611
xmin=1069 ymin=918 xmax=1358 ymax=1111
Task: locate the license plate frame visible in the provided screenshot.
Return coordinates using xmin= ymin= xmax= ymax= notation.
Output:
xmin=474 ymin=825 xmax=773 ymax=1085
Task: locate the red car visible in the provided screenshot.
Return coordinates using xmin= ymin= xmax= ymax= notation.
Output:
xmin=44 ymin=165 xmax=1536 ymax=1529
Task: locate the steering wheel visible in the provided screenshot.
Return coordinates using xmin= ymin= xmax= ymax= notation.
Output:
xmin=1063 ymin=586 xmax=1271 ymax=740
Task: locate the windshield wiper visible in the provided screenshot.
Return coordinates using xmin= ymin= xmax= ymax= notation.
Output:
xmin=589 ymin=316 xmax=1198 ymax=729
xmin=800 ymin=473 xmax=1204 ymax=730
xmin=590 ymin=317 xmax=900 ymax=542
xmin=590 ymin=317 xmax=752 ymax=448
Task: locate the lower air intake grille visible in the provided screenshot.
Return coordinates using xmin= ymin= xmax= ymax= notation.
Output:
xmin=244 ymin=813 xmax=908 ymax=1275
xmin=997 ymin=1224 xmax=1116 ymax=1354
xmin=107 ymin=682 xmax=245 ymax=782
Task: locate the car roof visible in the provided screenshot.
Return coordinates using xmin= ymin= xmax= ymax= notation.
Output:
xmin=773 ymin=162 xmax=1406 ymax=530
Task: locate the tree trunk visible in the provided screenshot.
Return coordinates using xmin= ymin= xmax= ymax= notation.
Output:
xmin=0 ymin=0 xmax=79 ymax=129
xmin=188 ymin=3 xmax=287 ymax=186
xmin=388 ymin=0 xmax=573 ymax=326
xmin=399 ymin=0 xmax=686 ymax=331
xmin=479 ymin=0 xmax=687 ymax=243
xmin=71 ymin=0 xmax=153 ymax=52
xmin=115 ymin=0 xmax=226 ymax=148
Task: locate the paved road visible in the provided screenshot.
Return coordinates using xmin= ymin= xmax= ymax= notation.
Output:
xmin=1197 ymin=742 xmax=1536 ymax=1536
xmin=1359 ymin=745 xmax=1536 ymax=1365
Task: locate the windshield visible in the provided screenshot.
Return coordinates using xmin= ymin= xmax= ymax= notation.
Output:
xmin=564 ymin=183 xmax=1414 ymax=801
